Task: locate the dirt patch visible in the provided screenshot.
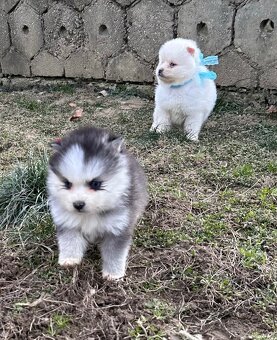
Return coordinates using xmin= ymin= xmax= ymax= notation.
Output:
xmin=0 ymin=82 xmax=276 ymax=339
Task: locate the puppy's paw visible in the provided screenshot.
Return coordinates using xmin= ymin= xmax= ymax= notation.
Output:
xmin=150 ymin=124 xmax=170 ymax=133
xmin=59 ymin=257 xmax=82 ymax=267
xmin=186 ymin=132 xmax=199 ymax=142
xmin=187 ymin=136 xmax=199 ymax=142
xmin=150 ymin=124 xmax=158 ymax=132
xmin=102 ymin=271 xmax=125 ymax=281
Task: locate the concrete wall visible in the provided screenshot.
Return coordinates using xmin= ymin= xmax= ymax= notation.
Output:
xmin=0 ymin=0 xmax=276 ymax=89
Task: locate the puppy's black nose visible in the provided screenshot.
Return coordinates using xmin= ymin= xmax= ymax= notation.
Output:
xmin=158 ymin=69 xmax=164 ymax=76
xmin=73 ymin=201 xmax=85 ymax=211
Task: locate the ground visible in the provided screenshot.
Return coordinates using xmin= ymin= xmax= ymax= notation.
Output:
xmin=0 ymin=80 xmax=276 ymax=340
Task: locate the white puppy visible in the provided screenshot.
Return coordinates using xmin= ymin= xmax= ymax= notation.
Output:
xmin=151 ymin=38 xmax=218 ymax=141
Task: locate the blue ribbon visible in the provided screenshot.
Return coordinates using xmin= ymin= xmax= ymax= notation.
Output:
xmin=199 ymin=52 xmax=219 ymax=66
xmin=198 ymin=52 xmax=219 ymax=81
xmin=199 ymin=70 xmax=217 ymax=81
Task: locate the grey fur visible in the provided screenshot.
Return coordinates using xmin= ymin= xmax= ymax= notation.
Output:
xmin=47 ymin=126 xmax=148 ymax=279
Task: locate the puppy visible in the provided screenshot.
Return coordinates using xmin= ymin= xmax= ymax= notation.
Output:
xmin=151 ymin=38 xmax=218 ymax=141
xmin=47 ymin=126 xmax=148 ymax=280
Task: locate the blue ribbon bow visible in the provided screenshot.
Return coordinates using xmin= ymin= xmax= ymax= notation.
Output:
xmin=198 ymin=52 xmax=219 ymax=81
xmin=198 ymin=70 xmax=217 ymax=81
xmin=199 ymin=53 xmax=219 ymax=66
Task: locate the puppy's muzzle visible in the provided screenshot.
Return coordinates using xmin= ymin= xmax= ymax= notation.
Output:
xmin=73 ymin=201 xmax=86 ymax=211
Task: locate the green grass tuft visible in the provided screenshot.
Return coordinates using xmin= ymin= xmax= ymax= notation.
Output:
xmin=233 ymin=163 xmax=254 ymax=178
xmin=48 ymin=313 xmax=71 ymax=337
xmin=50 ymin=84 xmax=75 ymax=94
xmin=0 ymin=151 xmax=49 ymax=230
xmin=16 ymin=98 xmax=43 ymax=111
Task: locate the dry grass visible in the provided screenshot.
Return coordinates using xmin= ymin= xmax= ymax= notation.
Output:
xmin=0 ymin=81 xmax=276 ymax=339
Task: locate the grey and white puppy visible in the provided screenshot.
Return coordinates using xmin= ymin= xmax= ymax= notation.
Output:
xmin=47 ymin=126 xmax=148 ymax=280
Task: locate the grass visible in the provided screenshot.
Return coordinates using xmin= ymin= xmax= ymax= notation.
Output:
xmin=48 ymin=313 xmax=72 ymax=336
xmin=128 ymin=315 xmax=167 ymax=339
xmin=0 ymin=84 xmax=276 ymax=339
xmin=0 ymin=151 xmax=49 ymax=230
xmin=50 ymin=83 xmax=75 ymax=94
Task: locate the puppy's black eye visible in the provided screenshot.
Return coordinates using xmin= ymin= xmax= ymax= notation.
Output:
xmin=170 ymin=62 xmax=177 ymax=67
xmin=88 ymin=180 xmax=102 ymax=191
xmin=63 ymin=179 xmax=72 ymax=190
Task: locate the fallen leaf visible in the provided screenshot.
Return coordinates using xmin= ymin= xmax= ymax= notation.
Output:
xmin=99 ymin=90 xmax=108 ymax=97
xmin=69 ymin=108 xmax=84 ymax=121
xmin=267 ymin=105 xmax=277 ymax=113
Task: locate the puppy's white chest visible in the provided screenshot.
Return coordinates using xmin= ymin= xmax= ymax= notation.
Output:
xmin=80 ymin=209 xmax=129 ymax=240
xmin=158 ymin=85 xmax=187 ymax=106
xmin=159 ymin=88 xmax=190 ymax=121
xmin=80 ymin=216 xmax=103 ymax=240
xmin=169 ymin=101 xmax=186 ymax=124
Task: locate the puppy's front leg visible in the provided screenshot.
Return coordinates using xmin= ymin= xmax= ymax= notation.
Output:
xmin=184 ymin=113 xmax=205 ymax=141
xmin=150 ymin=106 xmax=171 ymax=133
xmin=100 ymin=233 xmax=132 ymax=280
xmin=57 ymin=228 xmax=88 ymax=267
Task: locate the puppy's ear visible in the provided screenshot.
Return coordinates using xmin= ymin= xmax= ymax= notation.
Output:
xmin=109 ymin=136 xmax=124 ymax=153
xmin=187 ymin=47 xmax=195 ymax=55
xmin=49 ymin=138 xmax=63 ymax=151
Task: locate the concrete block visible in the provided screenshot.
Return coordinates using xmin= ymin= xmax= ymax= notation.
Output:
xmin=0 ymin=11 xmax=10 ymax=56
xmin=106 ymin=51 xmax=154 ymax=82
xmin=84 ymin=0 xmax=124 ymax=58
xmin=260 ymin=64 xmax=277 ymax=89
xmin=128 ymin=0 xmax=174 ymax=62
xmin=64 ymin=49 xmax=104 ymax=79
xmin=1 ymin=47 xmax=30 ymax=76
xmin=26 ymin=0 xmax=50 ymax=14
xmin=216 ymin=50 xmax=257 ymax=88
xmin=44 ymin=2 xmax=85 ymax=59
xmin=168 ymin=0 xmax=184 ymax=5
xmin=9 ymin=2 xmax=43 ymax=59
xmin=178 ymin=0 xmax=234 ymax=55
xmin=230 ymin=0 xmax=245 ymax=5
xmin=1 ymin=1 xmax=20 ymax=13
xmin=62 ymin=0 xmax=92 ymax=11
xmin=235 ymin=0 xmax=277 ymax=66
xmin=31 ymin=51 xmax=64 ymax=77
xmin=9 ymin=77 xmax=41 ymax=89
xmin=114 ymin=0 xmax=136 ymax=6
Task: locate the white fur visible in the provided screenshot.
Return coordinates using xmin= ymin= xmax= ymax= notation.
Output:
xmin=47 ymin=146 xmax=130 ymax=218
xmin=47 ymin=145 xmax=131 ymax=242
xmin=59 ymin=145 xmax=104 ymax=184
xmin=102 ymin=244 xmax=130 ymax=280
xmin=47 ymin=127 xmax=148 ymax=280
xmin=151 ymin=38 xmax=217 ymax=141
xmin=48 ymin=196 xmax=130 ymax=238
